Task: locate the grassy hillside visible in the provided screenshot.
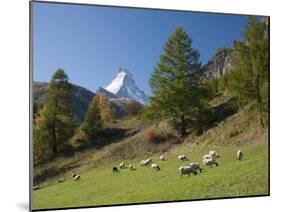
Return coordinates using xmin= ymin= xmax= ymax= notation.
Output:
xmin=33 ymin=136 xmax=268 ymax=210
xmin=33 ymin=96 xmax=269 ymax=210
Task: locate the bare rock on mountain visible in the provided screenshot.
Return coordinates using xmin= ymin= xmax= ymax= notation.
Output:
xmin=203 ymin=48 xmax=237 ymax=80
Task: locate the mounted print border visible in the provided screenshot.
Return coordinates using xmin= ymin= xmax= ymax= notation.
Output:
xmin=30 ymin=1 xmax=270 ymax=211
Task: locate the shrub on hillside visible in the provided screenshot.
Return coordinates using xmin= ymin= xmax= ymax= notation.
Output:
xmin=145 ymin=129 xmax=170 ymax=144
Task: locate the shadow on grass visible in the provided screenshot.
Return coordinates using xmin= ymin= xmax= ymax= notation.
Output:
xmin=200 ymin=97 xmax=238 ymax=134
xmin=73 ymin=127 xmax=133 ymax=152
xmin=34 ymin=163 xmax=80 ymax=186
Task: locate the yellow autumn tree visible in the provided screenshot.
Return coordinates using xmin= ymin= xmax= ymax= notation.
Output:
xmin=95 ymin=94 xmax=116 ymax=122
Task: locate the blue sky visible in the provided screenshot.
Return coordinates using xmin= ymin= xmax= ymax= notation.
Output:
xmin=33 ymin=2 xmax=249 ymax=95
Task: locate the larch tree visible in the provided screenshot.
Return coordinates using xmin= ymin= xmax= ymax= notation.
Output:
xmin=82 ymin=95 xmax=103 ymax=140
xmin=229 ymin=17 xmax=269 ymax=127
xmin=95 ymin=94 xmax=116 ymax=122
xmin=34 ymin=69 xmax=75 ymax=158
xmin=145 ymin=26 xmax=210 ymax=137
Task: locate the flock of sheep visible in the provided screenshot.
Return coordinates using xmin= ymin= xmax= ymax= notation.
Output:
xmin=33 ymin=149 xmax=243 ymax=190
xmin=111 ymin=149 xmax=243 ymax=179
xmin=64 ymin=150 xmax=243 ymax=182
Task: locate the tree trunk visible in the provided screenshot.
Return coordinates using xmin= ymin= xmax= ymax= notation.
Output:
xmin=52 ymin=116 xmax=57 ymax=154
xmin=256 ymin=76 xmax=265 ymax=128
xmin=180 ymin=115 xmax=186 ymax=137
xmin=258 ymin=93 xmax=265 ymax=128
xmin=52 ymin=98 xmax=58 ymax=155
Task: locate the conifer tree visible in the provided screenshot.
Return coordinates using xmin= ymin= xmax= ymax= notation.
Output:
xmin=145 ymin=26 xmax=210 ymax=137
xmin=34 ymin=106 xmax=52 ymax=160
xmin=82 ymin=95 xmax=103 ymax=140
xmin=229 ymin=17 xmax=268 ymax=127
xmin=34 ymin=69 xmax=75 ymax=157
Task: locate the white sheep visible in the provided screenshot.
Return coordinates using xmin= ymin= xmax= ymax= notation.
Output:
xmin=203 ymin=158 xmax=219 ymax=167
xmin=178 ymin=166 xmax=197 ymax=178
xmin=178 ymin=155 xmax=188 ymax=161
xmin=129 ymin=164 xmax=136 ymax=170
xmin=141 ymin=158 xmax=152 ymax=166
xmin=71 ymin=172 xmax=78 ymax=178
xmin=237 ymin=150 xmax=243 ymax=161
xmin=202 ymin=154 xmax=213 ymax=161
xmin=160 ymin=155 xmax=166 ymax=161
xmin=209 ymin=150 xmax=220 ymax=159
xmin=189 ymin=162 xmax=202 ymax=173
xmin=74 ymin=174 xmax=80 ymax=181
xmin=146 ymin=158 xmax=152 ymax=164
xmin=119 ymin=162 xmax=125 ymax=169
xmin=151 ymin=163 xmax=160 ymax=171
xmin=140 ymin=160 xmax=146 ymax=166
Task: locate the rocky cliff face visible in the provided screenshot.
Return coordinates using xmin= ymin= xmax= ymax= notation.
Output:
xmin=203 ymin=48 xmax=236 ymax=79
xmin=204 ymin=18 xmax=268 ymax=80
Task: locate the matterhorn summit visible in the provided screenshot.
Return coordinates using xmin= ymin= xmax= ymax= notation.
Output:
xmin=105 ymin=68 xmax=149 ymax=105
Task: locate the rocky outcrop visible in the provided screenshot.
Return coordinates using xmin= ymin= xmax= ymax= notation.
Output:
xmin=203 ymin=48 xmax=236 ymax=80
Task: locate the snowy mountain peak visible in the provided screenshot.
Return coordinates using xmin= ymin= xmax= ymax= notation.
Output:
xmin=117 ymin=68 xmax=133 ymax=78
xmin=105 ymin=68 xmax=149 ymax=105
xmin=105 ymin=68 xmax=132 ymax=94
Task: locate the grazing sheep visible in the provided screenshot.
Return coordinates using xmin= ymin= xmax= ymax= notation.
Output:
xmin=203 ymin=158 xmax=219 ymax=167
xmin=112 ymin=167 xmax=119 ymax=173
xmin=189 ymin=162 xmax=202 ymax=173
xmin=119 ymin=162 xmax=125 ymax=169
xmin=237 ymin=150 xmax=243 ymax=161
xmin=209 ymin=150 xmax=220 ymax=159
xmin=71 ymin=172 xmax=78 ymax=178
xmin=129 ymin=164 xmax=136 ymax=170
xmin=160 ymin=155 xmax=166 ymax=161
xmin=141 ymin=158 xmax=152 ymax=166
xmin=145 ymin=158 xmax=152 ymax=164
xmin=74 ymin=174 xmax=80 ymax=181
xmin=178 ymin=155 xmax=188 ymax=161
xmin=178 ymin=166 xmax=197 ymax=178
xmin=140 ymin=160 xmax=146 ymax=166
xmin=203 ymin=154 xmax=212 ymax=161
xmin=151 ymin=163 xmax=160 ymax=171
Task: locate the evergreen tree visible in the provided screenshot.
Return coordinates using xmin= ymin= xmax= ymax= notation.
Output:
xmin=82 ymin=95 xmax=103 ymax=140
xmin=34 ymin=106 xmax=52 ymax=160
xmin=34 ymin=69 xmax=75 ymax=157
xmin=145 ymin=26 xmax=210 ymax=137
xmin=229 ymin=17 xmax=268 ymax=127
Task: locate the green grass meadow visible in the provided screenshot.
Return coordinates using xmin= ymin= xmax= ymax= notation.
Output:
xmin=33 ymin=139 xmax=268 ymax=210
